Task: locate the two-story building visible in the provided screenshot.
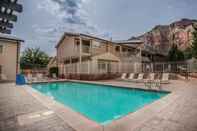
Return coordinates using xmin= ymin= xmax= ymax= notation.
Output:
xmin=0 ymin=34 xmax=23 ymax=81
xmin=56 ymin=32 xmax=144 ymax=75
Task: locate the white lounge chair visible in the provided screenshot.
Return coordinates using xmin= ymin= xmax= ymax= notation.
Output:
xmin=36 ymin=73 xmax=44 ymax=82
xmin=26 ymin=74 xmax=32 ymax=83
xmin=144 ymin=73 xmax=155 ymax=88
xmin=26 ymin=74 xmax=37 ymax=83
xmin=154 ymin=79 xmax=161 ymax=89
xmin=160 ymin=73 xmax=170 ymax=84
xmin=135 ymin=73 xmax=144 ymax=83
xmin=120 ymin=73 xmax=127 ymax=80
xmin=144 ymin=73 xmax=155 ymax=82
xmin=52 ymin=73 xmax=57 ymax=79
xmin=127 ymin=73 xmax=135 ymax=81
xmin=0 ymin=74 xmax=7 ymax=81
xmin=149 ymin=73 xmax=155 ymax=81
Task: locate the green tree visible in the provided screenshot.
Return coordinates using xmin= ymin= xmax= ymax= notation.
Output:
xmin=184 ymin=47 xmax=193 ymax=60
xmin=168 ymin=44 xmax=185 ymax=61
xmin=20 ymin=48 xmax=49 ymax=69
xmin=191 ymin=26 xmax=197 ymax=59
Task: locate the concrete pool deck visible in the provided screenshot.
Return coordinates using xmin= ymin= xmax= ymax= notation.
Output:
xmin=0 ymin=79 xmax=197 ymax=131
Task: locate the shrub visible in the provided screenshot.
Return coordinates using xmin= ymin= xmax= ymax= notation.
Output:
xmin=49 ymin=67 xmax=58 ymax=77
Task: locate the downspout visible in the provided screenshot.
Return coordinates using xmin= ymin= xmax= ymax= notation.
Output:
xmin=16 ymin=41 xmax=20 ymax=75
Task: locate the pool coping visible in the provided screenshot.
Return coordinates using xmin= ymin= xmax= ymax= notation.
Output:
xmin=30 ymin=79 xmax=171 ymax=93
xmin=23 ymin=80 xmax=178 ymax=131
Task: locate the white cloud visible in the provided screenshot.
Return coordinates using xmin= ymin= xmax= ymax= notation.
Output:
xmin=35 ymin=0 xmax=111 ymax=43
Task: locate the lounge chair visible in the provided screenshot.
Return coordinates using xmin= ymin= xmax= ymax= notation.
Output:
xmin=144 ymin=73 xmax=155 ymax=88
xmin=52 ymin=73 xmax=57 ymax=79
xmin=126 ymin=73 xmax=135 ymax=81
xmin=144 ymin=73 xmax=155 ymax=82
xmin=154 ymin=79 xmax=161 ymax=89
xmin=149 ymin=73 xmax=169 ymax=89
xmin=1 ymin=74 xmax=7 ymax=80
xmin=160 ymin=73 xmax=170 ymax=84
xmin=26 ymin=74 xmax=32 ymax=82
xmin=26 ymin=74 xmax=37 ymax=83
xmin=0 ymin=74 xmax=7 ymax=81
xmin=134 ymin=73 xmax=144 ymax=83
xmin=120 ymin=73 xmax=127 ymax=80
xmin=36 ymin=73 xmax=44 ymax=82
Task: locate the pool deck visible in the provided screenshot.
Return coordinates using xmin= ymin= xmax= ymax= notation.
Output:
xmin=0 ymin=79 xmax=197 ymax=131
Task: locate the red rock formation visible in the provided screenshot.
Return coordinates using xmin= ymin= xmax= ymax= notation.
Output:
xmin=130 ymin=19 xmax=197 ymax=54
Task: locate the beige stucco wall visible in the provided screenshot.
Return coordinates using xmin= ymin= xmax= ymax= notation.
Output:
xmin=57 ymin=36 xmax=76 ymax=62
xmin=91 ymin=53 xmax=120 ymax=74
xmin=0 ymin=40 xmax=20 ymax=81
xmin=56 ymin=35 xmax=123 ymax=62
xmin=91 ymin=40 xmax=108 ymax=56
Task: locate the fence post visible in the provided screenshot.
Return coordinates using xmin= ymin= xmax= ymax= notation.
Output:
xmin=151 ymin=63 xmax=153 ymax=73
xmin=88 ymin=61 xmax=90 ymax=74
xmin=119 ymin=62 xmax=121 ymax=73
xmin=162 ymin=63 xmax=164 ymax=73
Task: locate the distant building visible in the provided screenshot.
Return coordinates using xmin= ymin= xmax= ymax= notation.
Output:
xmin=0 ymin=34 xmax=24 ymax=81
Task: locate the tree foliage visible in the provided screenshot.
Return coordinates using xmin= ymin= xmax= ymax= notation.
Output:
xmin=191 ymin=26 xmax=197 ymax=59
xmin=20 ymin=48 xmax=49 ymax=69
xmin=168 ymin=44 xmax=185 ymax=61
xmin=183 ymin=47 xmax=193 ymax=60
xmin=49 ymin=67 xmax=59 ymax=77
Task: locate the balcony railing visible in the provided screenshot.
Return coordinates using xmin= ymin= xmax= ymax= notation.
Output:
xmin=82 ymin=45 xmax=91 ymax=54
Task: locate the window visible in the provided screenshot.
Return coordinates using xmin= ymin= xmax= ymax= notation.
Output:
xmin=0 ymin=45 xmax=3 ymax=54
xmin=82 ymin=40 xmax=91 ymax=53
xmin=128 ymin=49 xmax=132 ymax=52
xmin=74 ymin=38 xmax=80 ymax=52
xmin=74 ymin=38 xmax=80 ymax=46
xmin=122 ymin=47 xmax=127 ymax=52
xmin=92 ymin=41 xmax=101 ymax=47
xmin=115 ymin=46 xmax=120 ymax=52
xmin=98 ymin=61 xmax=106 ymax=70
xmin=82 ymin=40 xmax=90 ymax=46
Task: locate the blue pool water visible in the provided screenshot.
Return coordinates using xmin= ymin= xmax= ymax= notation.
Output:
xmin=32 ymin=82 xmax=168 ymax=124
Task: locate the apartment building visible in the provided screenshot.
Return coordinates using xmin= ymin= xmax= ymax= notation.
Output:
xmin=56 ymin=32 xmax=145 ymax=75
xmin=0 ymin=34 xmax=23 ymax=81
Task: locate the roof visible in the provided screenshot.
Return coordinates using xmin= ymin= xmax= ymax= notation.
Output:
xmin=56 ymin=32 xmax=112 ymax=48
xmin=114 ymin=39 xmax=143 ymax=44
xmin=113 ymin=39 xmax=143 ymax=49
xmin=0 ymin=34 xmax=24 ymax=42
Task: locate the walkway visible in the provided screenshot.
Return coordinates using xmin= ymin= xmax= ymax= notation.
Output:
xmin=0 ymin=83 xmax=75 ymax=131
xmin=0 ymin=79 xmax=197 ymax=131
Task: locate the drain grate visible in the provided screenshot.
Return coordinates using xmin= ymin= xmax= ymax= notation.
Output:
xmin=17 ymin=110 xmax=54 ymax=126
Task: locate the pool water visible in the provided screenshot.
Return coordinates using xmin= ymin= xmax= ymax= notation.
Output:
xmin=32 ymin=82 xmax=168 ymax=124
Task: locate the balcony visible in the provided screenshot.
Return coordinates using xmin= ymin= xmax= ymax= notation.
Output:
xmin=82 ymin=45 xmax=91 ymax=54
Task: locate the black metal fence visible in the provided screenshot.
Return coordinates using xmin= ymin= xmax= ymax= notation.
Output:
xmin=142 ymin=62 xmax=193 ymax=73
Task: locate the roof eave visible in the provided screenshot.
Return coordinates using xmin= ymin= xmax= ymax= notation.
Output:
xmin=0 ymin=37 xmax=24 ymax=43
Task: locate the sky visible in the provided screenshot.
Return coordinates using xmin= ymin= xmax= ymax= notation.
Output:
xmin=12 ymin=0 xmax=197 ymax=56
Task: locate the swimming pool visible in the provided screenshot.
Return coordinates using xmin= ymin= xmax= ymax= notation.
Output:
xmin=32 ymin=82 xmax=168 ymax=124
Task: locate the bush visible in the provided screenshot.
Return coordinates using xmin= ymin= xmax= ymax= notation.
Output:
xmin=49 ymin=67 xmax=58 ymax=77
xmin=191 ymin=26 xmax=197 ymax=59
xmin=167 ymin=44 xmax=184 ymax=61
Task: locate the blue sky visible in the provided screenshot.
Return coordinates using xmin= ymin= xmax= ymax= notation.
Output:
xmin=13 ymin=0 xmax=197 ymax=56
